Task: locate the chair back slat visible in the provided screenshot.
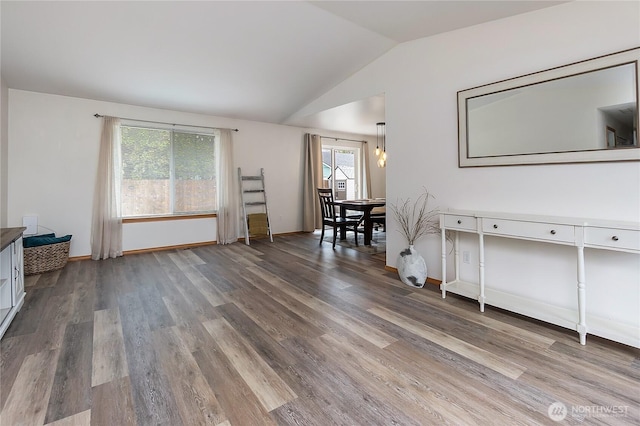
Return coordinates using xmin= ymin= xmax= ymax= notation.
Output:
xmin=317 ymin=188 xmax=335 ymax=220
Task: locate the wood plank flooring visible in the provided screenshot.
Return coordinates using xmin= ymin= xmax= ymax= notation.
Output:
xmin=1 ymin=232 xmax=638 ymax=425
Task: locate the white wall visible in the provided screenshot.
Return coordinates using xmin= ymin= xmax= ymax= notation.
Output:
xmin=6 ymin=90 xmax=383 ymax=257
xmin=1 ymin=77 xmax=8 ymax=227
xmin=296 ymin=1 xmax=640 ymax=328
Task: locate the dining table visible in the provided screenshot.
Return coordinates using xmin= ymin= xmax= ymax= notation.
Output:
xmin=335 ymin=199 xmax=386 ymax=245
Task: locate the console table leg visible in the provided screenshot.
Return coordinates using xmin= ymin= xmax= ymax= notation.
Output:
xmin=441 ymin=228 xmax=447 ymax=298
xmin=478 ymin=233 xmax=485 ymax=312
xmin=454 ymin=232 xmax=460 ymax=282
xmin=577 ymin=245 xmax=587 ymax=345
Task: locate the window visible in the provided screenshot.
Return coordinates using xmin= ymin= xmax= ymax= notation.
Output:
xmin=322 ymin=144 xmax=362 ymax=200
xmin=121 ymin=125 xmax=216 ymax=217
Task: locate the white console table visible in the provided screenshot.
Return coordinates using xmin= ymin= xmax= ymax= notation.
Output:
xmin=0 ymin=227 xmax=26 ymax=340
xmin=440 ymin=210 xmax=639 ymax=347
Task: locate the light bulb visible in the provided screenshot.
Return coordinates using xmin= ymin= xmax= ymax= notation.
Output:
xmin=377 ymin=158 xmax=384 ymax=168
xmin=382 ymin=151 xmax=387 ymax=161
xmin=375 ymin=146 xmax=380 ymax=156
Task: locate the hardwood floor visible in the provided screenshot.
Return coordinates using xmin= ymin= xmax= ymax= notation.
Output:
xmin=1 ymin=233 xmax=638 ymax=425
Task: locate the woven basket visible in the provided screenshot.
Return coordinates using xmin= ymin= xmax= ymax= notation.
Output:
xmin=24 ymin=240 xmax=70 ymax=276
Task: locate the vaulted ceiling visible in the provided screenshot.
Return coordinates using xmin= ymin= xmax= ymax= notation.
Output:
xmin=1 ymin=1 xmax=567 ymax=135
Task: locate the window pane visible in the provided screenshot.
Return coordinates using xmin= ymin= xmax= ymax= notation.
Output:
xmin=322 ymin=148 xmax=332 ymax=189
xmin=322 ymin=146 xmax=360 ymax=200
xmin=121 ymin=126 xmax=171 ymax=216
xmin=173 ymin=132 xmax=216 ymax=213
xmin=335 ymin=149 xmax=356 ymax=200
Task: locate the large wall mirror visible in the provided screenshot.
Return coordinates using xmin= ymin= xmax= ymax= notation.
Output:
xmin=458 ymin=48 xmax=639 ymax=167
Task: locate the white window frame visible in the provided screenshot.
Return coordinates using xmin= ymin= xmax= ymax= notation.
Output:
xmin=322 ymin=140 xmax=363 ymax=200
xmin=120 ymin=122 xmax=217 ymax=218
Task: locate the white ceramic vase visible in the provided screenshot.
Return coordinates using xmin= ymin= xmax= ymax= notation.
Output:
xmin=396 ymin=245 xmax=427 ymax=288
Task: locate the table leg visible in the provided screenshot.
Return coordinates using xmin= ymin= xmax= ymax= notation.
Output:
xmin=339 ymin=205 xmax=347 ymax=240
xmin=441 ymin=228 xmax=447 ymax=298
xmin=478 ymin=232 xmax=485 ymax=313
xmin=363 ymin=210 xmax=373 ymax=245
xmin=577 ymin=245 xmax=587 ymax=345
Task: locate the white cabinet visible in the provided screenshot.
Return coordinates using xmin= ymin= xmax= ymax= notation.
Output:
xmin=0 ymin=228 xmax=26 ymax=340
xmin=440 ymin=210 xmax=639 ymax=348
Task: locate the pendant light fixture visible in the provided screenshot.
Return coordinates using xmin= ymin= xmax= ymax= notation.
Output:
xmin=376 ymin=122 xmax=386 ymax=168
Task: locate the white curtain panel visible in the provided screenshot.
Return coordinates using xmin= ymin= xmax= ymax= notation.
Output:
xmin=216 ymin=129 xmax=239 ymax=244
xmin=91 ymin=116 xmax=123 ymax=260
xmin=302 ymin=133 xmax=323 ymax=232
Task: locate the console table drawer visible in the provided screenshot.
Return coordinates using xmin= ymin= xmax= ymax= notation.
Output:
xmin=443 ymin=214 xmax=477 ymax=232
xmin=482 ymin=218 xmax=575 ymax=244
xmin=584 ymin=227 xmax=640 ymax=252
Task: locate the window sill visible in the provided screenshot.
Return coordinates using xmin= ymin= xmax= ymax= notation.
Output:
xmin=123 ymin=213 xmax=217 ymax=224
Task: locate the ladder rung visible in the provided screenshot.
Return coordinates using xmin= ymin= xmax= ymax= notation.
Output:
xmin=241 ymin=176 xmax=262 ymax=181
xmin=246 ymin=202 xmax=266 ymax=206
xmin=243 ymin=189 xmax=265 ymax=193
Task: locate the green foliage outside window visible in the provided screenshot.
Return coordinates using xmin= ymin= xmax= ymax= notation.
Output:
xmin=121 ymin=127 xmax=216 ymax=180
xmin=173 ymin=132 xmax=215 ymax=180
xmin=121 ymin=127 xmax=170 ymax=180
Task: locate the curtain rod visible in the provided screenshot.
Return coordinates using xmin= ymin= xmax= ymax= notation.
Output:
xmin=94 ymin=113 xmax=239 ymax=132
xmin=319 ymin=135 xmax=367 ymax=143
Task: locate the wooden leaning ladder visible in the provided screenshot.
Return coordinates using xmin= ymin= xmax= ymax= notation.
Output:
xmin=238 ymin=168 xmax=273 ymax=245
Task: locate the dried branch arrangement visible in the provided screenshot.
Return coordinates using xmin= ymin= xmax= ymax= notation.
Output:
xmin=390 ymin=189 xmax=441 ymax=246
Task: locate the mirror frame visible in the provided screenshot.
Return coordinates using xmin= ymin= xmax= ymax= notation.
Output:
xmin=458 ymin=47 xmax=640 ymax=167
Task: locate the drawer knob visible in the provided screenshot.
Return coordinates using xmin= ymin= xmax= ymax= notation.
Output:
xmin=493 ymin=224 xmax=498 ymax=229
xmin=550 ymin=230 xmax=556 ymax=235
xmin=457 ymin=220 xmax=462 ymax=224
xmin=612 ymin=236 xmax=619 ymax=241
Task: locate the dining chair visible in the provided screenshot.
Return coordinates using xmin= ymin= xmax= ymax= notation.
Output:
xmin=317 ymin=188 xmax=360 ymax=249
xmin=370 ymin=206 xmax=386 ymax=232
